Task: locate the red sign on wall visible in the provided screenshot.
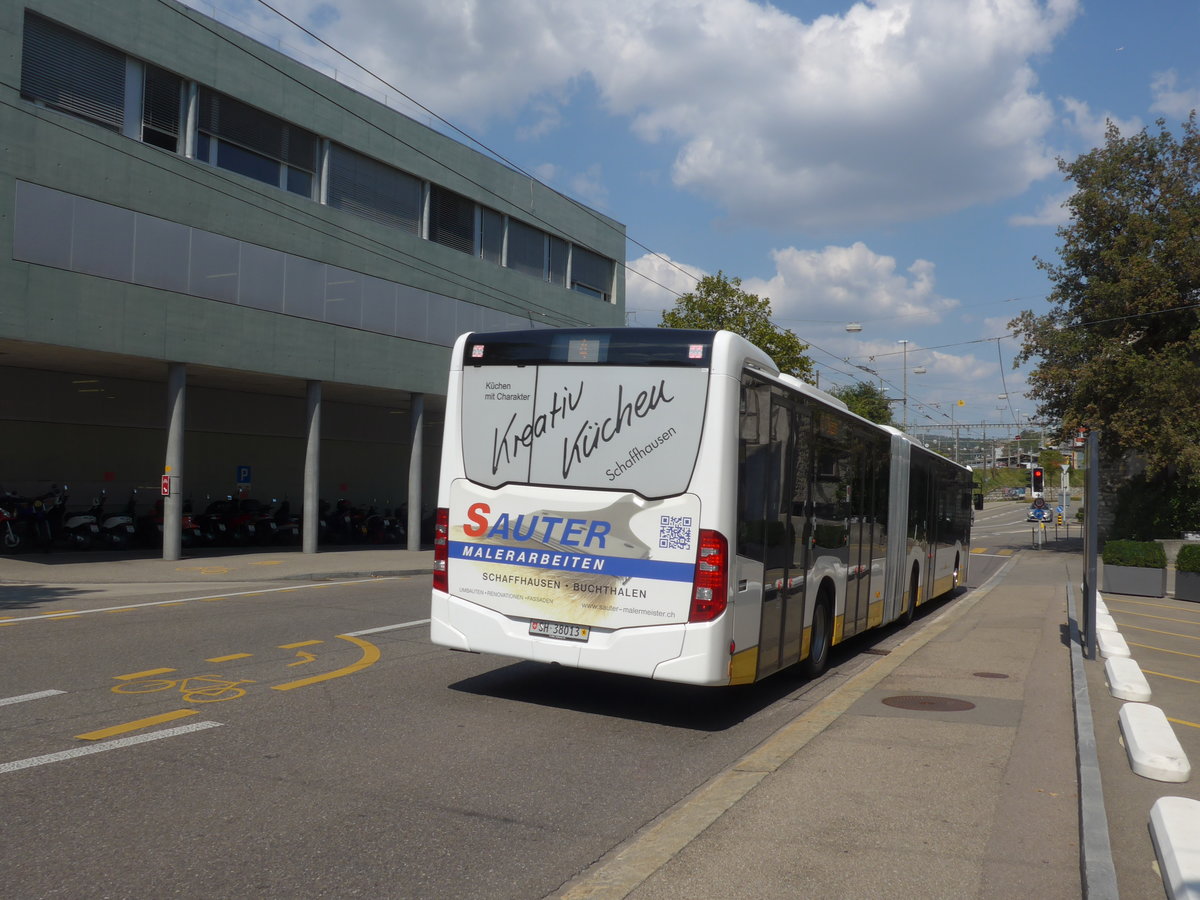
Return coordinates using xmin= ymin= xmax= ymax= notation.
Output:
xmin=161 ymin=475 xmax=170 ymax=496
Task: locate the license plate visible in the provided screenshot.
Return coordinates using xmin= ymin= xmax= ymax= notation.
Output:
xmin=529 ymin=620 xmax=589 ymax=642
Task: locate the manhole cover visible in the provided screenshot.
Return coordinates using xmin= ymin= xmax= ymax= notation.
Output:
xmin=973 ymin=672 xmax=1009 ymax=679
xmin=882 ymin=695 xmax=976 ymax=712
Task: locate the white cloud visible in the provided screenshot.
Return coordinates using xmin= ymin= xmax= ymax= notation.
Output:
xmin=1060 ymin=97 xmax=1142 ymax=149
xmin=189 ymin=0 xmax=1081 ymax=233
xmin=624 ymin=253 xmax=707 ymax=324
xmin=1009 ymin=189 xmax=1072 ymax=227
xmin=1150 ymin=70 xmax=1200 ymax=119
xmin=745 ymin=242 xmax=957 ymax=327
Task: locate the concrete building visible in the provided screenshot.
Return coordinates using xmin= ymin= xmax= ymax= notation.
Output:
xmin=1 ymin=0 xmax=625 ymax=552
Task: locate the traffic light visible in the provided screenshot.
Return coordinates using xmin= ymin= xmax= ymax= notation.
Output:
xmin=1031 ymin=467 xmax=1044 ymax=493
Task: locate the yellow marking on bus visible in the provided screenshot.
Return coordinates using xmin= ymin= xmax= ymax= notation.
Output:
xmin=76 ymin=708 xmax=198 ymax=741
xmin=832 ymin=615 xmax=844 ymax=645
xmin=867 ymin=600 xmax=883 ymax=629
xmin=278 ymin=640 xmax=322 ymax=649
xmin=115 ymin=668 xmax=177 ymax=680
xmin=1128 ymin=642 xmax=1200 ymax=660
xmin=1167 ymin=717 xmax=1200 ymax=730
xmin=271 ymin=635 xmax=380 ymax=691
xmin=206 ymin=653 xmax=252 ymax=663
xmin=1144 ymin=670 xmax=1200 ymax=685
xmin=729 ymin=647 xmax=758 ymax=685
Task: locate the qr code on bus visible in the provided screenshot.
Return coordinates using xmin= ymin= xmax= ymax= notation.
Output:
xmin=658 ymin=515 xmax=693 ymax=550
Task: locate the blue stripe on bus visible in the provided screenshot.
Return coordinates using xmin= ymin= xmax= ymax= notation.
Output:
xmin=449 ymin=541 xmax=695 ymax=582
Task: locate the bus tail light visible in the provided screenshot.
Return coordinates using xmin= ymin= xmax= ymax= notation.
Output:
xmin=432 ymin=507 xmax=449 ymax=592
xmin=689 ymin=529 xmax=728 ymax=623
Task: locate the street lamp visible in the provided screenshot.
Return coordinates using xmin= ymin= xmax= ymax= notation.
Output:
xmin=898 ymin=340 xmax=910 ymax=429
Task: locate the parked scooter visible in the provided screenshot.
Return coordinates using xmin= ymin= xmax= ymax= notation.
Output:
xmin=0 ymin=490 xmax=28 ymax=554
xmin=90 ymin=489 xmax=137 ymax=550
xmin=273 ymin=499 xmax=301 ymax=545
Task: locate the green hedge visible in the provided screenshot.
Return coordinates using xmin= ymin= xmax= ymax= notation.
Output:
xmin=1176 ymin=543 xmax=1200 ymax=574
xmin=1102 ymin=539 xmax=1166 ymax=569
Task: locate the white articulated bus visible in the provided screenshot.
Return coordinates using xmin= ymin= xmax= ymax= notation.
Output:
xmin=431 ymin=328 xmax=973 ymax=686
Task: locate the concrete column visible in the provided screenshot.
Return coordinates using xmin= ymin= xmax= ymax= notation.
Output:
xmin=407 ymin=393 xmax=424 ymax=551
xmin=303 ymin=380 xmax=322 ymax=554
xmin=163 ymin=363 xmax=186 ymax=562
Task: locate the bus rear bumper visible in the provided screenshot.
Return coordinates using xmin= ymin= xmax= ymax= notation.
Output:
xmin=431 ymin=591 xmax=731 ymax=685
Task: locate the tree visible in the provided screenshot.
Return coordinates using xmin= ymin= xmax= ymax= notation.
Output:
xmin=830 ymin=380 xmax=894 ymax=426
xmin=1010 ymin=114 xmax=1200 ymax=478
xmin=659 ymin=271 xmax=814 ymax=379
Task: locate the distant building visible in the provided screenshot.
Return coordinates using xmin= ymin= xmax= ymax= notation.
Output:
xmin=1 ymin=0 xmax=624 ymax=544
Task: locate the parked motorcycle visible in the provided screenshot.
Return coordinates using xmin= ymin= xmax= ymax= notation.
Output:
xmin=0 ymin=490 xmax=28 ymax=554
xmin=90 ymin=489 xmax=137 ymax=550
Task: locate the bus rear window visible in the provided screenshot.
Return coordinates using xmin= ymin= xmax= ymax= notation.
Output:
xmin=460 ymin=364 xmax=708 ymax=498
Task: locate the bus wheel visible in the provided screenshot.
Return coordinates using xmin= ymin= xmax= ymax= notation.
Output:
xmin=801 ymin=594 xmax=832 ymax=678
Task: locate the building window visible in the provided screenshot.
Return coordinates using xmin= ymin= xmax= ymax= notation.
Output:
xmin=428 ymin=185 xmax=475 ymax=255
xmin=141 ymin=64 xmax=182 ymax=152
xmin=548 ymin=236 xmax=568 ymax=287
xmin=506 ymin=218 xmax=545 ymax=279
xmin=571 ymin=245 xmax=613 ymax=301
xmin=20 ymin=12 xmax=125 ymax=132
xmin=326 ymin=144 xmax=421 ymax=234
xmin=480 ymin=207 xmax=504 ymax=265
xmin=196 ymin=87 xmax=317 ymax=198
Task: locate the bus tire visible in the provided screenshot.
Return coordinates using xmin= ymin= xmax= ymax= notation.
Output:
xmin=899 ymin=565 xmax=918 ymax=626
xmin=801 ymin=590 xmax=833 ymax=678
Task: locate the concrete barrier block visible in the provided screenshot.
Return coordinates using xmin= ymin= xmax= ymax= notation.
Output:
xmin=1105 ymin=656 xmax=1152 ymax=702
xmin=1097 ymin=612 xmax=1117 ymax=631
xmin=1119 ymin=703 xmax=1191 ymax=782
xmin=1097 ymin=628 xmax=1130 ymax=658
xmin=1150 ymin=796 xmax=1200 ymax=900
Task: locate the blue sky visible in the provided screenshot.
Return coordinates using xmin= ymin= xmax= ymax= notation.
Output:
xmin=184 ymin=0 xmax=1199 ymax=441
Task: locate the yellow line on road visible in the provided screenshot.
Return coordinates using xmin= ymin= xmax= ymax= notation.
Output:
xmin=1114 ymin=609 xmax=1200 ymax=626
xmin=1143 ymin=669 xmax=1200 ymax=685
xmin=1168 ymin=717 xmax=1200 ymax=730
xmin=75 ymin=709 xmax=198 ymax=741
xmin=1128 ymin=642 xmax=1200 ymax=660
xmin=1118 ymin=624 xmax=1200 ymax=641
xmin=278 ymin=640 xmax=322 ymax=649
xmin=206 ymin=653 xmax=252 ymax=663
xmin=115 ymin=667 xmax=177 ymax=680
xmin=52 ymin=615 xmax=83 ymax=620
xmin=271 ymin=635 xmax=380 ymax=691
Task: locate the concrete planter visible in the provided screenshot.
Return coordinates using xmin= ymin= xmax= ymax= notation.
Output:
xmin=1103 ymin=564 xmax=1166 ymax=598
xmin=1175 ymin=571 xmax=1200 ymax=603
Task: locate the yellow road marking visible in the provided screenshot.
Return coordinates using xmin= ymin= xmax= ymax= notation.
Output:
xmin=288 ymin=651 xmax=317 ymax=667
xmin=1128 ymin=642 xmax=1200 ymax=660
xmin=41 ymin=610 xmax=75 ymax=615
xmin=115 ymin=668 xmax=177 ymax=680
xmin=1113 ymin=609 xmax=1200 ymax=626
xmin=52 ymin=615 xmax=83 ymax=620
xmin=76 ymin=709 xmax=198 ymax=741
xmin=1106 ymin=597 xmax=1200 ymax=613
xmin=279 ymin=640 xmax=322 ymax=649
xmin=272 ymin=635 xmax=380 ymax=691
xmin=1144 ymin=669 xmax=1200 ymax=685
xmin=1167 ymin=717 xmax=1200 ymax=730
xmin=105 ymin=608 xmax=134 ymax=614
xmin=199 ymin=597 xmax=228 ymax=602
xmin=206 ymin=653 xmax=252 ymax=663
xmin=1119 ymin=624 xmax=1200 ymax=641
xmin=250 ymin=561 xmax=283 ymax=566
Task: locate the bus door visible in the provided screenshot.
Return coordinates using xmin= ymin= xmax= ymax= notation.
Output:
xmin=737 ymin=378 xmax=800 ymax=679
xmin=843 ymin=438 xmax=874 ymax=638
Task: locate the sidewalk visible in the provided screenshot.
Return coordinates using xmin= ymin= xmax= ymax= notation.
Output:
xmin=563 ymin=548 xmax=1089 ymax=899
xmin=0 ymin=544 xmax=434 ymax=585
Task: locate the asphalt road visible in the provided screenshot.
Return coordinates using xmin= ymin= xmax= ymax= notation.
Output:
xmin=1 ymin=518 xmax=1021 ymax=899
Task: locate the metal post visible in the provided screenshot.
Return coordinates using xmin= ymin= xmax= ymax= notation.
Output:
xmin=303 ymin=380 xmax=321 ymax=554
xmin=163 ymin=363 xmax=186 ymax=562
xmin=407 ymin=393 xmax=424 ymax=551
xmin=1083 ymin=430 xmax=1100 ymax=659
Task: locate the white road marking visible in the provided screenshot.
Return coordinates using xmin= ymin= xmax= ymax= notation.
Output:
xmin=343 ymin=619 xmax=430 ymax=637
xmin=0 ymin=721 xmax=223 ymax=774
xmin=0 ymin=689 xmax=66 ymax=707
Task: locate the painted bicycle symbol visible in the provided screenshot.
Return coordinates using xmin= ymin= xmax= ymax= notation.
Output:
xmin=112 ymin=674 xmax=256 ymax=703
